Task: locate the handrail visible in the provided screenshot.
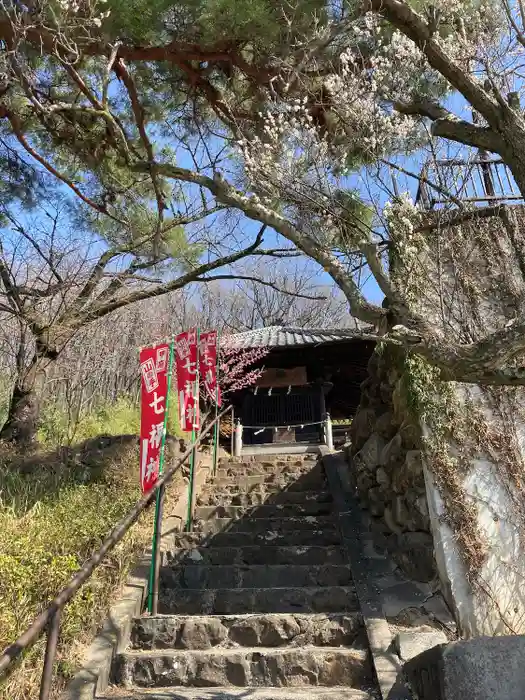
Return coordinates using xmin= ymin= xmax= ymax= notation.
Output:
xmin=0 ymin=404 xmax=233 ymax=699
xmin=185 ymin=405 xmax=234 ymax=532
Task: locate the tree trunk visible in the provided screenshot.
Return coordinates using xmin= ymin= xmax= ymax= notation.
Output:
xmin=0 ymin=354 xmax=48 ymax=446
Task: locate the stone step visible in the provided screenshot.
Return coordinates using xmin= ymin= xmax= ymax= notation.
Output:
xmin=195 ymin=502 xmax=333 ymax=520
xmin=193 ymin=515 xmax=337 ymax=535
xmin=167 ymin=545 xmax=346 ymax=566
xmin=220 ymin=455 xmax=318 ymax=466
xmin=158 ymin=585 xmax=358 ymax=615
xmin=130 ymin=612 xmax=363 ymax=650
xmin=213 ymin=474 xmax=327 ymax=491
xmin=196 ymin=490 xmax=333 ymax=507
xmin=161 ymin=564 xmax=353 ymax=590
xmin=114 ymin=647 xmax=371 ymax=689
xmin=104 ymin=687 xmax=376 ymax=699
xmin=217 ymin=463 xmax=324 ymax=478
xmin=171 ymin=529 xmax=342 ymax=549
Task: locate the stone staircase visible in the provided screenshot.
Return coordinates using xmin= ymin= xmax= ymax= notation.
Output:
xmin=107 ymin=455 xmax=378 ymax=699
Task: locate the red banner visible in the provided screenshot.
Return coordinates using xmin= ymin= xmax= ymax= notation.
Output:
xmin=175 ymin=329 xmax=200 ymax=433
xmin=199 ymin=330 xmax=221 ymax=406
xmin=139 ymin=342 xmax=170 ymax=493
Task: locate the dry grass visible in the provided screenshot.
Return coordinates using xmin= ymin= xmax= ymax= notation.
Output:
xmin=0 ymin=436 xmax=164 ymax=700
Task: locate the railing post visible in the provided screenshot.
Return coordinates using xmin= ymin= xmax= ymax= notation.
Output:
xmin=150 ymin=483 xmax=165 ymax=616
xmin=185 ymin=443 xmax=199 ymax=532
xmin=324 ymin=413 xmax=334 ymax=452
xmin=39 ymin=608 xmax=61 ymax=700
xmin=190 ymin=444 xmax=198 ymax=526
xmin=212 ymin=416 xmax=220 ymax=477
xmin=230 ymin=407 xmax=235 ymax=456
xmin=234 ymin=419 xmax=243 ymax=458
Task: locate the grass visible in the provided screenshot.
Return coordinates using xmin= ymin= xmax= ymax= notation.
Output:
xmin=0 ymin=397 xmax=187 ymax=700
xmin=37 ymin=397 xmax=141 ymax=447
xmin=38 ymin=394 xmax=188 ymax=448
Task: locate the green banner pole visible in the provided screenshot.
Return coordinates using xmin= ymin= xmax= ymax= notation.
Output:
xmin=147 ymin=340 xmax=174 ymax=614
xmin=185 ymin=328 xmax=200 ymax=531
xmin=212 ymin=330 xmax=220 ymax=476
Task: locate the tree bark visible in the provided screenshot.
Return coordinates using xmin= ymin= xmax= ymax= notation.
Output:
xmin=0 ymin=353 xmax=49 ymax=446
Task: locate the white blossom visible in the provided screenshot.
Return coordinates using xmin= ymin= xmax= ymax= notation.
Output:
xmin=55 ymin=0 xmax=111 ymax=24
xmin=384 ymin=194 xmax=424 ymax=291
xmin=237 ymin=2 xmax=504 ymax=247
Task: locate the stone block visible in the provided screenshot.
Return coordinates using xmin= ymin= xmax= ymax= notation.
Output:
xmin=384 ymin=506 xmax=403 ymax=535
xmin=180 ymin=618 xmax=229 ymax=649
xmin=376 ymin=466 xmax=391 ymax=488
xmin=380 ymin=433 xmax=403 ymax=468
xmin=170 ymin=544 xmax=345 ymax=567
xmin=159 ymin=585 xmax=359 ymax=615
xmin=399 ymin=419 xmax=421 ymax=449
xmin=194 ymin=514 xmax=336 ymax=535
xmin=393 ymin=495 xmax=410 ymax=529
xmin=380 ymin=581 xmax=431 ymax=618
xmin=172 ymin=528 xmax=342 ymax=550
xmin=392 ymin=450 xmax=424 ymax=492
xmin=356 ymin=470 xmax=376 ymax=496
xmin=392 ymin=380 xmax=409 ymax=423
xmin=163 ymin=563 xmax=353 ymax=590
xmin=395 ymin=630 xmax=447 ymax=661
xmin=368 ymin=487 xmax=386 ymax=517
xmin=116 ymin=647 xmax=371 ymax=688
xmin=380 ymin=381 xmax=394 ymax=404
xmin=405 ymin=494 xmax=431 ymax=532
xmin=404 ymin=636 xmax=525 ymax=700
xmin=422 ymin=593 xmax=456 ymax=629
xmin=350 ymin=408 xmax=378 ymax=452
xmin=415 ymin=495 xmax=429 ymax=518
xmin=131 ymin=613 xmax=363 ymax=651
xmin=354 ymin=433 xmax=387 ymax=472
xmin=393 ymin=532 xmax=436 ymax=583
xmin=375 ymin=411 xmax=397 ymax=439
xmin=370 ymin=517 xmax=395 ymax=552
xmin=405 ymin=450 xmax=423 ymax=475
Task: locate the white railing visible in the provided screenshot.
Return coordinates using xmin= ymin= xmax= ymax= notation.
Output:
xmin=232 ymin=414 xmax=334 ymax=456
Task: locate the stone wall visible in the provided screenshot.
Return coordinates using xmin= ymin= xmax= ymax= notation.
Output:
xmin=349 ymin=204 xmax=525 ymax=638
xmin=414 ymin=206 xmax=525 ymax=636
xmin=348 ymin=345 xmax=436 ymax=584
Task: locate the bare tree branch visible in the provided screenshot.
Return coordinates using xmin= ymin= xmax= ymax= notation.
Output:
xmin=77 ymin=224 xmax=268 ymax=323
xmin=193 ymin=274 xmax=327 ymax=300
xmin=134 ymin=162 xmax=385 ymax=325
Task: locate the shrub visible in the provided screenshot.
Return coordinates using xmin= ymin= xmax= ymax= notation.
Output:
xmin=0 ymin=440 xmax=152 ymax=700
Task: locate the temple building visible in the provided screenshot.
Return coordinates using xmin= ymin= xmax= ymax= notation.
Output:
xmin=228 ymin=326 xmax=375 ymax=447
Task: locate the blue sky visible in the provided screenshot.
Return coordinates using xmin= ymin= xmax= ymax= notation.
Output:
xmin=7 ymin=84 xmax=510 ymax=321
xmin=173 ymin=140 xmax=388 ymax=311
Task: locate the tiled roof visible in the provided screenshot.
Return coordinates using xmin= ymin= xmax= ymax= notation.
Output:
xmin=228 ymin=325 xmax=372 ymax=349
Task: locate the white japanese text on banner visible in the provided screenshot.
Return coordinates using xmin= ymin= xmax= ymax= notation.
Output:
xmin=139 ymin=343 xmax=169 ymax=493
xmin=175 ymin=329 xmax=200 ymax=432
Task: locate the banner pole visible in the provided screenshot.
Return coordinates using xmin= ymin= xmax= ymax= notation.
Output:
xmin=185 ymin=328 xmax=200 ymax=531
xmin=147 ymin=340 xmax=174 ymax=614
xmin=212 ymin=330 xmax=220 ymax=476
